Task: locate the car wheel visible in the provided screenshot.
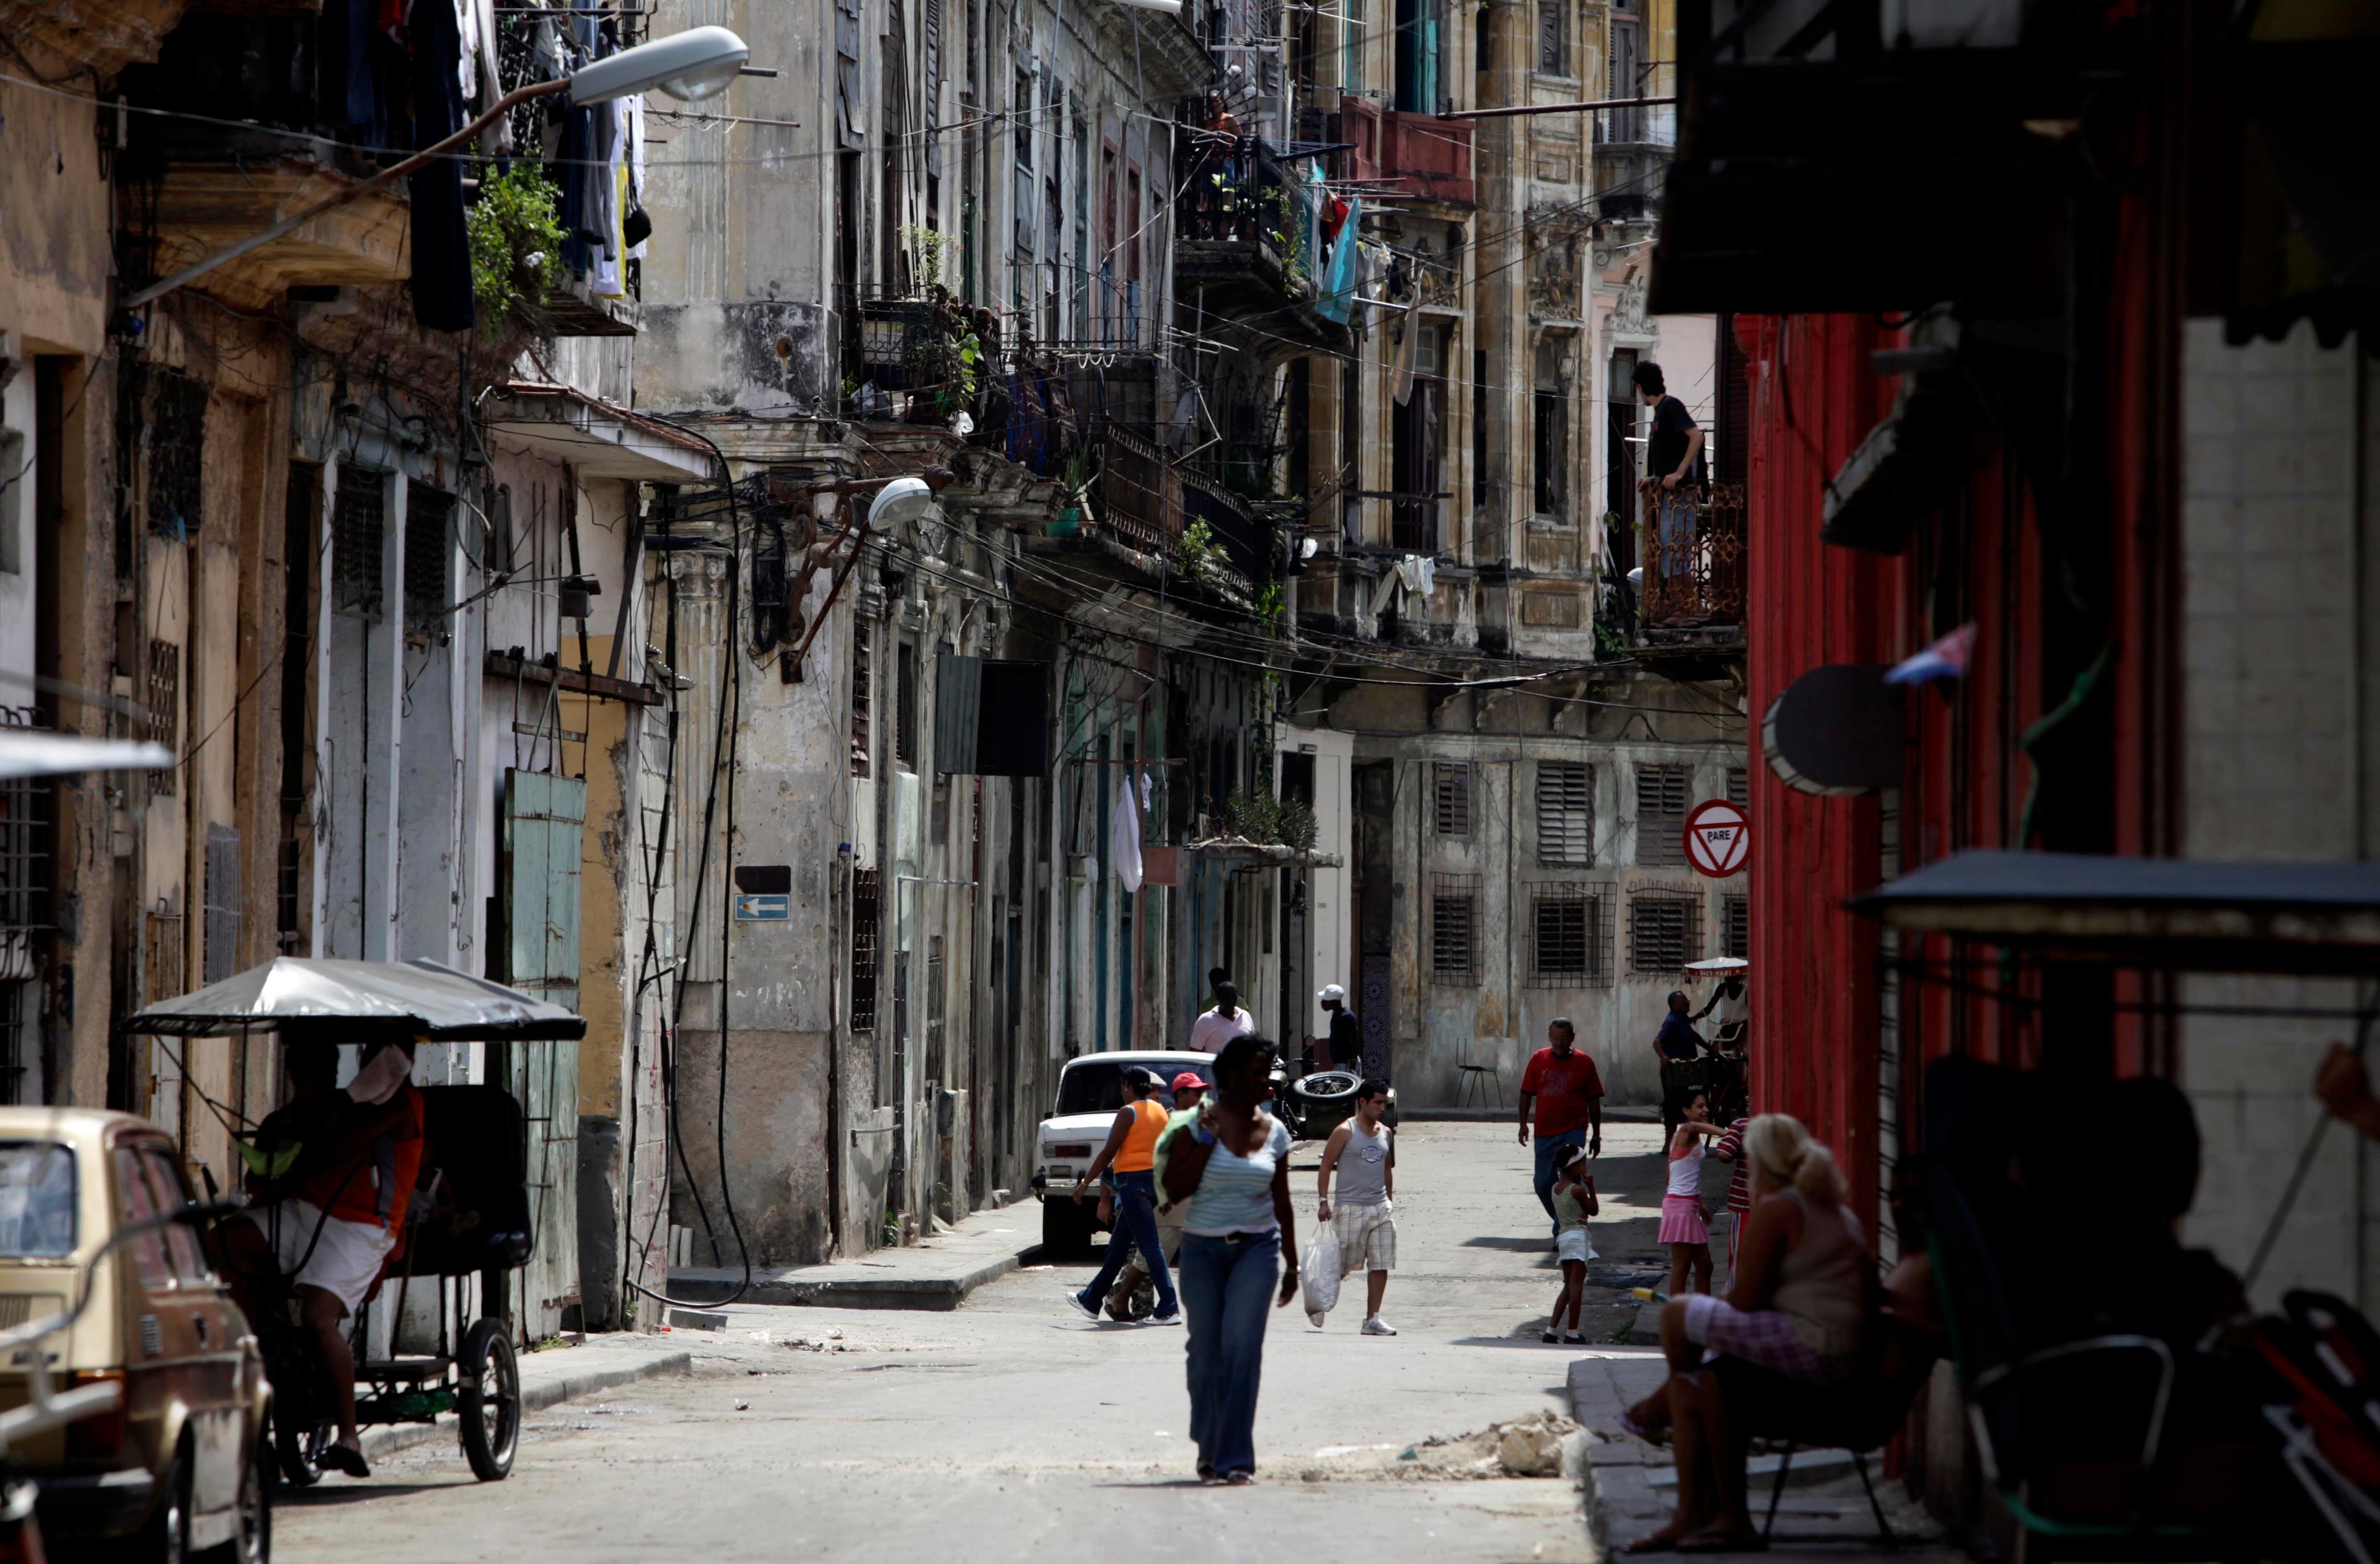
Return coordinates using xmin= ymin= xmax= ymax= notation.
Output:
xmin=130 ymin=1441 xmax=193 ymax=1564
xmin=457 ymin=1318 xmax=521 ymax=1482
xmin=202 ymin=1434 xmax=271 ymax=1564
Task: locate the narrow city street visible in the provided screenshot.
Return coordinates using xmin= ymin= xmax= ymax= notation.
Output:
xmin=273 ymin=1122 xmax=1672 ymax=1562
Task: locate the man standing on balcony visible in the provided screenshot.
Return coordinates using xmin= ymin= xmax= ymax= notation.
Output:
xmin=1634 ymin=362 xmax=1705 ymax=596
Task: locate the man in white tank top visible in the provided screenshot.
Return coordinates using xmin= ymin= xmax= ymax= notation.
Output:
xmin=1316 ymin=1079 xmax=1399 ymax=1336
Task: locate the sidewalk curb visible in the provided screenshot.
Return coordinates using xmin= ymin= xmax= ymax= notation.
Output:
xmin=355 ymin=1347 xmax=693 ymax=1465
xmin=1569 ymin=1355 xmax=1666 ymax=1556
xmin=669 ymin=1244 xmax=1044 ymax=1312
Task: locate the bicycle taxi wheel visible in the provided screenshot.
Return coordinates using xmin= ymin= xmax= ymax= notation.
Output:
xmin=457 ymin=1317 xmax=521 ymax=1480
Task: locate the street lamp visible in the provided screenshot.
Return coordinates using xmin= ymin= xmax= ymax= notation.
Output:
xmin=120 ymin=27 xmax=752 ymax=310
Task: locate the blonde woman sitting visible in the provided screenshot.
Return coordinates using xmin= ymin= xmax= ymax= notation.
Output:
xmin=1626 ymin=1114 xmax=1871 ymax=1554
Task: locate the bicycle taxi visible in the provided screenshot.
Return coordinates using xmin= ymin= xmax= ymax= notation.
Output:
xmin=126 ymin=957 xmax=584 ymax=1488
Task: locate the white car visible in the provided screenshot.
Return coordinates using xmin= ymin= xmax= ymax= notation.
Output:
xmin=1032 ymin=1051 xmax=1215 ymax=1254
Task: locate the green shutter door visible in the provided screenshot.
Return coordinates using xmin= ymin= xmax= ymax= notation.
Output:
xmin=500 ymin=768 xmax=586 ymax=1338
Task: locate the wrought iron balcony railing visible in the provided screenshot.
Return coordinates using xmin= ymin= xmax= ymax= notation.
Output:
xmin=1635 ymin=483 xmax=1745 ymax=643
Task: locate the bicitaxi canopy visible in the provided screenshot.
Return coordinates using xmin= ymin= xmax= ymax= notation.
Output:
xmin=125 ymin=957 xmax=585 ymax=1042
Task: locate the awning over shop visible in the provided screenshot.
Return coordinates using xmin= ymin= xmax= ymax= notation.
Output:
xmin=478 ymin=382 xmax=718 ymax=483
xmin=1846 ymin=850 xmax=2380 ymax=975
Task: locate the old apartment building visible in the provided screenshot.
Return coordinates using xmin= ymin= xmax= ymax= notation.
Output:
xmin=1 ymin=0 xmax=1748 ymax=1281
xmin=0 ymin=0 xmax=688 ymax=1332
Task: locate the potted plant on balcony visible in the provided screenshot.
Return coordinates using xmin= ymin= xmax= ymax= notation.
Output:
xmin=465 ymin=165 xmax=567 ymax=339
xmin=1049 ymin=446 xmax=1096 ymax=538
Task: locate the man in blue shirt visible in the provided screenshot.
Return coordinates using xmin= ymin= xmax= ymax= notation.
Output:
xmin=1652 ymin=991 xmax=1703 ymax=1147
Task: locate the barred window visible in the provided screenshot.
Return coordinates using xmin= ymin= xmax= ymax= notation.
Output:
xmin=146 ymin=639 xmax=180 ymax=796
xmin=1724 ymin=895 xmax=1749 ymax=960
xmin=1636 ymin=763 xmax=1691 ymax=867
xmin=1432 ymin=762 xmax=1470 ymax=836
xmin=850 ymin=620 xmax=873 ymax=778
xmin=1727 ymin=767 xmax=1750 ymax=809
xmin=1629 ymin=888 xmax=1702 ymax=973
xmin=332 ymin=463 xmax=384 ymax=619
xmin=146 ymin=369 xmax=207 ymax=542
xmin=850 ymin=868 xmax=880 ymax=1031
xmin=1430 ymin=873 xmax=1478 ymax=985
xmin=1535 ymin=761 xmax=1593 ymax=866
xmin=1527 ymin=881 xmax=1613 ymax=987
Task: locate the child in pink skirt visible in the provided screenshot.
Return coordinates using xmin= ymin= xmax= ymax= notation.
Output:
xmin=1660 ymin=1089 xmax=1726 ymax=1298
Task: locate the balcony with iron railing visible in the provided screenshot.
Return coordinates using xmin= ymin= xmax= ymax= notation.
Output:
xmin=1174 ymin=126 xmax=1339 ymax=342
xmin=1341 ymin=99 xmax=1475 ymax=208
xmin=1633 ymin=484 xmax=1745 ymax=656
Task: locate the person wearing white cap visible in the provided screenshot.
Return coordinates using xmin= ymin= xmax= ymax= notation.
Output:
xmin=1318 ymin=984 xmax=1363 ymax=1070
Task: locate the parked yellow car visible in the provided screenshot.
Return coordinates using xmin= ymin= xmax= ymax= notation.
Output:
xmin=0 ymin=1109 xmax=268 ymax=1562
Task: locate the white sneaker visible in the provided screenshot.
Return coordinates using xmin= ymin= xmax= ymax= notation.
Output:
xmin=1361 ymin=1315 xmax=1398 ymax=1337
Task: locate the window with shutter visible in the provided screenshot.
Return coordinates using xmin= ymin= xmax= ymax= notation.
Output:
xmin=403 ymin=483 xmax=451 ymax=630
xmin=1432 ymin=762 xmax=1471 ymax=835
xmin=1636 ymin=763 xmax=1690 ymax=867
xmin=332 ymin=463 xmax=384 ymax=619
xmin=1430 ymin=873 xmax=1478 ymax=984
xmin=1724 ymin=895 xmax=1749 ymax=959
xmin=1526 ymin=881 xmax=1613 ymax=986
xmin=1727 ymin=767 xmax=1749 ymax=807
xmin=1535 ymin=761 xmax=1593 ymax=865
xmin=1536 ymin=0 xmax=1565 ymax=74
xmin=1629 ymin=889 xmax=1700 ymax=973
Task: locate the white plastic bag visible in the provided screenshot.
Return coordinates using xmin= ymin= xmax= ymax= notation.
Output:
xmin=1300 ymin=1221 xmax=1342 ymax=1325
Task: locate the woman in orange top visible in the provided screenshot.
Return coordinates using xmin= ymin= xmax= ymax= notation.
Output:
xmin=1064 ymin=1069 xmax=1183 ymax=1325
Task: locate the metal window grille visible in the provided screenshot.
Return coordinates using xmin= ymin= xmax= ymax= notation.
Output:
xmin=1535 ymin=761 xmax=1593 ymax=866
xmin=850 ymin=868 xmax=880 ymax=1031
xmin=895 ymin=641 xmax=917 ymax=768
xmin=1526 ymin=881 xmax=1613 ymax=988
xmin=1724 ymin=895 xmax=1749 ymax=960
xmin=892 ymin=949 xmax=911 ymax=1042
xmin=1430 ymin=873 xmax=1478 ymax=985
xmin=1636 ymin=763 xmax=1691 ymax=868
xmin=850 ymin=620 xmax=873 ymax=778
xmin=146 ymin=370 xmax=207 ymax=542
xmin=1432 ymin=762 xmax=1471 ymax=836
xmin=0 ymin=712 xmax=51 ymax=970
xmin=202 ymin=824 xmax=241 ymax=984
xmin=332 ymin=464 xmax=385 ymax=619
xmin=403 ymin=485 xmax=452 ymax=630
xmin=1629 ymin=888 xmax=1702 ymax=973
xmin=0 ymin=713 xmax=51 ymax=1098
xmin=146 ymin=640 xmax=180 ymax=796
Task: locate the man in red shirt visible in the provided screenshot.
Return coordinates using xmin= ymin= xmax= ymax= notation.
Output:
xmin=1517 ymin=1018 xmax=1604 ymax=1238
xmin=223 ymin=1037 xmax=425 ymax=1477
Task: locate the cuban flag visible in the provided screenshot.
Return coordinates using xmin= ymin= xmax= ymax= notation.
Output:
xmin=1885 ymin=622 xmax=1977 ymax=686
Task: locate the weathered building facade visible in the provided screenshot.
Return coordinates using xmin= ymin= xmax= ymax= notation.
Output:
xmin=0 ymin=0 xmax=691 ymax=1337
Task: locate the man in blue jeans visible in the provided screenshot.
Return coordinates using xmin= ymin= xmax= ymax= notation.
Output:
xmin=1063 ymin=1068 xmax=1181 ymax=1325
xmin=1517 ymin=1017 xmax=1604 ymax=1239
